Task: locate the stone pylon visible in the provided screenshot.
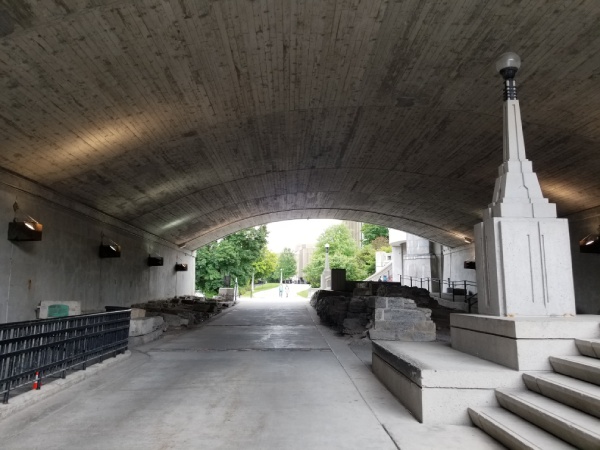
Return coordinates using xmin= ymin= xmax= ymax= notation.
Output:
xmin=474 ymin=58 xmax=576 ymax=317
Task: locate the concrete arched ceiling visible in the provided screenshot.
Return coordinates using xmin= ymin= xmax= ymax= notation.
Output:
xmin=0 ymin=1 xmax=599 ymax=249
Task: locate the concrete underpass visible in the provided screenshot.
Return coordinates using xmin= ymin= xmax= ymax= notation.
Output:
xmin=0 ymin=289 xmax=501 ymax=449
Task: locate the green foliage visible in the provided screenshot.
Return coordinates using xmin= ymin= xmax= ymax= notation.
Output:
xmin=195 ymin=226 xmax=268 ymax=296
xmin=297 ymin=289 xmax=309 ymax=298
xmin=304 ymin=224 xmax=363 ymax=287
xmin=362 ymin=223 xmax=389 ymax=246
xmin=253 ymin=248 xmax=278 ymax=280
xmin=371 ymin=235 xmax=391 ymax=251
xmin=276 ymin=247 xmax=297 ymax=280
xmin=355 ymin=245 xmax=376 ymax=279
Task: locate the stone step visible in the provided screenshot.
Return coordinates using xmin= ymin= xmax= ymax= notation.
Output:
xmin=496 ymin=389 xmax=600 ymax=450
xmin=576 ymin=339 xmax=600 ymax=359
xmin=468 ymin=406 xmax=576 ymax=450
xmin=523 ymin=372 xmax=600 ymax=418
xmin=549 ymin=355 xmax=600 ymax=386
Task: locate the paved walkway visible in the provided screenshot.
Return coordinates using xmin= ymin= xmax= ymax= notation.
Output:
xmin=0 ymin=298 xmax=502 ymax=449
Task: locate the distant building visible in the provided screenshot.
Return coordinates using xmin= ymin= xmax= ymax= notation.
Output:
xmin=342 ymin=220 xmax=362 ymax=247
xmin=294 ymin=244 xmax=315 ymax=280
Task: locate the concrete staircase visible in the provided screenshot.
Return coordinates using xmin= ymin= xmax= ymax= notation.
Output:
xmin=469 ymin=338 xmax=600 ymax=449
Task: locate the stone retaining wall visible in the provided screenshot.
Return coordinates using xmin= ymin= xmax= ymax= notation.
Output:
xmin=310 ymin=282 xmax=436 ymax=341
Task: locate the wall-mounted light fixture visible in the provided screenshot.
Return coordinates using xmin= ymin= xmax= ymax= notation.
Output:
xmin=579 ymin=226 xmax=600 ymax=254
xmin=8 ymin=202 xmax=43 ymax=241
xmin=175 ymin=263 xmax=188 ymax=271
xmin=148 ymin=255 xmax=164 ymax=266
xmin=99 ymin=234 xmax=121 ymax=258
xmin=463 ymin=236 xmax=473 ymax=244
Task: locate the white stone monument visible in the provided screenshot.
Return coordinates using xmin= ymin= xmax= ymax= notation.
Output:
xmin=451 ymin=53 xmax=600 ymax=370
xmin=474 ymin=52 xmax=575 ymax=317
xmin=320 ymin=243 xmax=331 ymax=289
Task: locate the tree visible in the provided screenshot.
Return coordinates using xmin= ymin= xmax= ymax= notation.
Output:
xmin=303 ymin=224 xmax=361 ymax=287
xmin=371 ymin=235 xmax=391 ymax=251
xmin=195 ymin=225 xmax=268 ymax=295
xmin=355 ymin=245 xmax=376 ymax=280
xmin=362 ymin=223 xmax=389 ymax=246
xmin=276 ymin=247 xmax=297 ymax=280
xmin=253 ymin=248 xmax=278 ymax=281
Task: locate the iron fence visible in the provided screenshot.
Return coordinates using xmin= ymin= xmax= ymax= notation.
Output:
xmin=396 ymin=276 xmax=478 ymax=311
xmin=1 ymin=310 xmax=130 ymax=404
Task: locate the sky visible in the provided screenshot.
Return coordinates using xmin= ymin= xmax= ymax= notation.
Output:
xmin=266 ymin=219 xmax=341 ymax=253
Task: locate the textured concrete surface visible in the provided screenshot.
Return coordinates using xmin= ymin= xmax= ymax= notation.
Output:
xmin=1 ymin=2 xmax=600 ymax=253
xmin=0 ymin=181 xmax=196 ymax=324
xmin=0 ymin=294 xmax=502 ymax=449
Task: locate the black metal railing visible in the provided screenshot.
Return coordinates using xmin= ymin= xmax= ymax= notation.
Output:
xmin=396 ymin=276 xmax=478 ymax=309
xmin=1 ymin=310 xmax=130 ymax=404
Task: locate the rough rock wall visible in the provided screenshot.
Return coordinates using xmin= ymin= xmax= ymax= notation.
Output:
xmin=310 ymin=286 xmax=437 ymax=341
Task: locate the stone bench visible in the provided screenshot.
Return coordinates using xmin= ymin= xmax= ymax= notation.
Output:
xmin=371 ymin=340 xmax=523 ymax=425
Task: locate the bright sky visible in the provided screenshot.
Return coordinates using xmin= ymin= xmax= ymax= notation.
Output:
xmin=266 ymin=219 xmax=341 ymax=253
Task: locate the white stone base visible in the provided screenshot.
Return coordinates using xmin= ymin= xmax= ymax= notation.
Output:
xmin=129 ymin=316 xmax=164 ymax=337
xmin=371 ymin=341 xmax=523 ymax=425
xmin=451 ymin=314 xmax=600 ymax=370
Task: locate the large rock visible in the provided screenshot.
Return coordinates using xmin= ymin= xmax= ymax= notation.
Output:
xmin=370 ymin=296 xmax=436 ymax=341
xmin=129 ymin=316 xmax=165 ymax=337
xmin=161 ymin=314 xmax=189 ymax=327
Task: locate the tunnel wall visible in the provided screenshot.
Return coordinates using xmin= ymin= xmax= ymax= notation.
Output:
xmin=0 ymin=178 xmax=195 ymax=323
xmin=441 ymin=244 xmax=477 ymax=291
xmin=567 ymin=206 xmax=600 ymax=315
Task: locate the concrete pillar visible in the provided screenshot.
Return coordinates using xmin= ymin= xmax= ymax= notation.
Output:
xmin=320 ymin=244 xmax=331 ymax=289
xmin=475 ymin=76 xmax=575 ymax=317
xmin=451 ymin=54 xmax=595 ymax=372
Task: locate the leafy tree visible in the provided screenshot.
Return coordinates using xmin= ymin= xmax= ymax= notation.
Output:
xmin=253 ymin=248 xmax=278 ymax=281
xmin=371 ymin=235 xmax=391 ymax=251
xmin=362 ymin=223 xmax=389 ymax=246
xmin=276 ymin=247 xmax=297 ymax=280
xmin=355 ymin=245 xmax=376 ymax=279
xmin=304 ymin=224 xmax=361 ymax=287
xmin=195 ymin=226 xmax=268 ymax=296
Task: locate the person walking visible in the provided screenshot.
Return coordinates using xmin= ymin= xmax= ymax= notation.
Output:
xmin=285 ymin=285 xmax=290 ymax=298
xmin=279 ymin=284 xmax=283 ymax=298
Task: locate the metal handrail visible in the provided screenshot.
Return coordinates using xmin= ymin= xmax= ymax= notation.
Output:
xmin=1 ymin=310 xmax=131 ymax=404
xmin=395 ymin=276 xmax=478 ymax=308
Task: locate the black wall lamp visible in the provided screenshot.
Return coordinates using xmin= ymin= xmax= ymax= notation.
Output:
xmin=579 ymin=226 xmax=600 ymax=254
xmin=99 ymin=234 xmax=121 ymax=258
xmin=175 ymin=263 xmax=188 ymax=271
xmin=148 ymin=255 xmax=164 ymax=266
xmin=8 ymin=202 xmax=42 ymax=241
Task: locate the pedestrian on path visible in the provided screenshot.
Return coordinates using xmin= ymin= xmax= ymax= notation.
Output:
xmin=285 ymin=285 xmax=289 ymax=298
xmin=279 ymin=284 xmax=283 ymax=298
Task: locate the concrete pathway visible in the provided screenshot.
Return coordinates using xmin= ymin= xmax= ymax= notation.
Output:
xmin=0 ymin=299 xmax=503 ymax=449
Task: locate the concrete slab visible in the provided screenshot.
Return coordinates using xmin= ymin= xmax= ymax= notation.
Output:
xmin=523 ymin=372 xmax=600 ymax=418
xmin=469 ymin=406 xmax=577 ymax=449
xmin=128 ymin=328 xmax=163 ymax=347
xmin=371 ymin=340 xmax=523 ymax=425
xmin=496 ymin=388 xmax=600 ymax=449
xmin=372 ymin=341 xmax=522 ymax=389
xmin=451 ymin=314 xmax=600 ymax=339
xmin=0 ymin=299 xmax=505 ymax=450
xmin=129 ymin=316 xmax=164 ymax=337
xmin=451 ymin=314 xmax=600 ymax=370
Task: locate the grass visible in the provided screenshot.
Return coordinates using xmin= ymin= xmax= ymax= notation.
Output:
xmin=249 ymin=283 xmax=279 ymax=294
xmin=297 ymin=289 xmax=310 ymax=298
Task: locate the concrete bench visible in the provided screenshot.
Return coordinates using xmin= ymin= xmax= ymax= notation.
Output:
xmin=371 ymin=340 xmax=523 ymax=425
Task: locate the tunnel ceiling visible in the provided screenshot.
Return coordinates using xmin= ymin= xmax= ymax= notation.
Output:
xmin=1 ymin=1 xmax=599 ymax=249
